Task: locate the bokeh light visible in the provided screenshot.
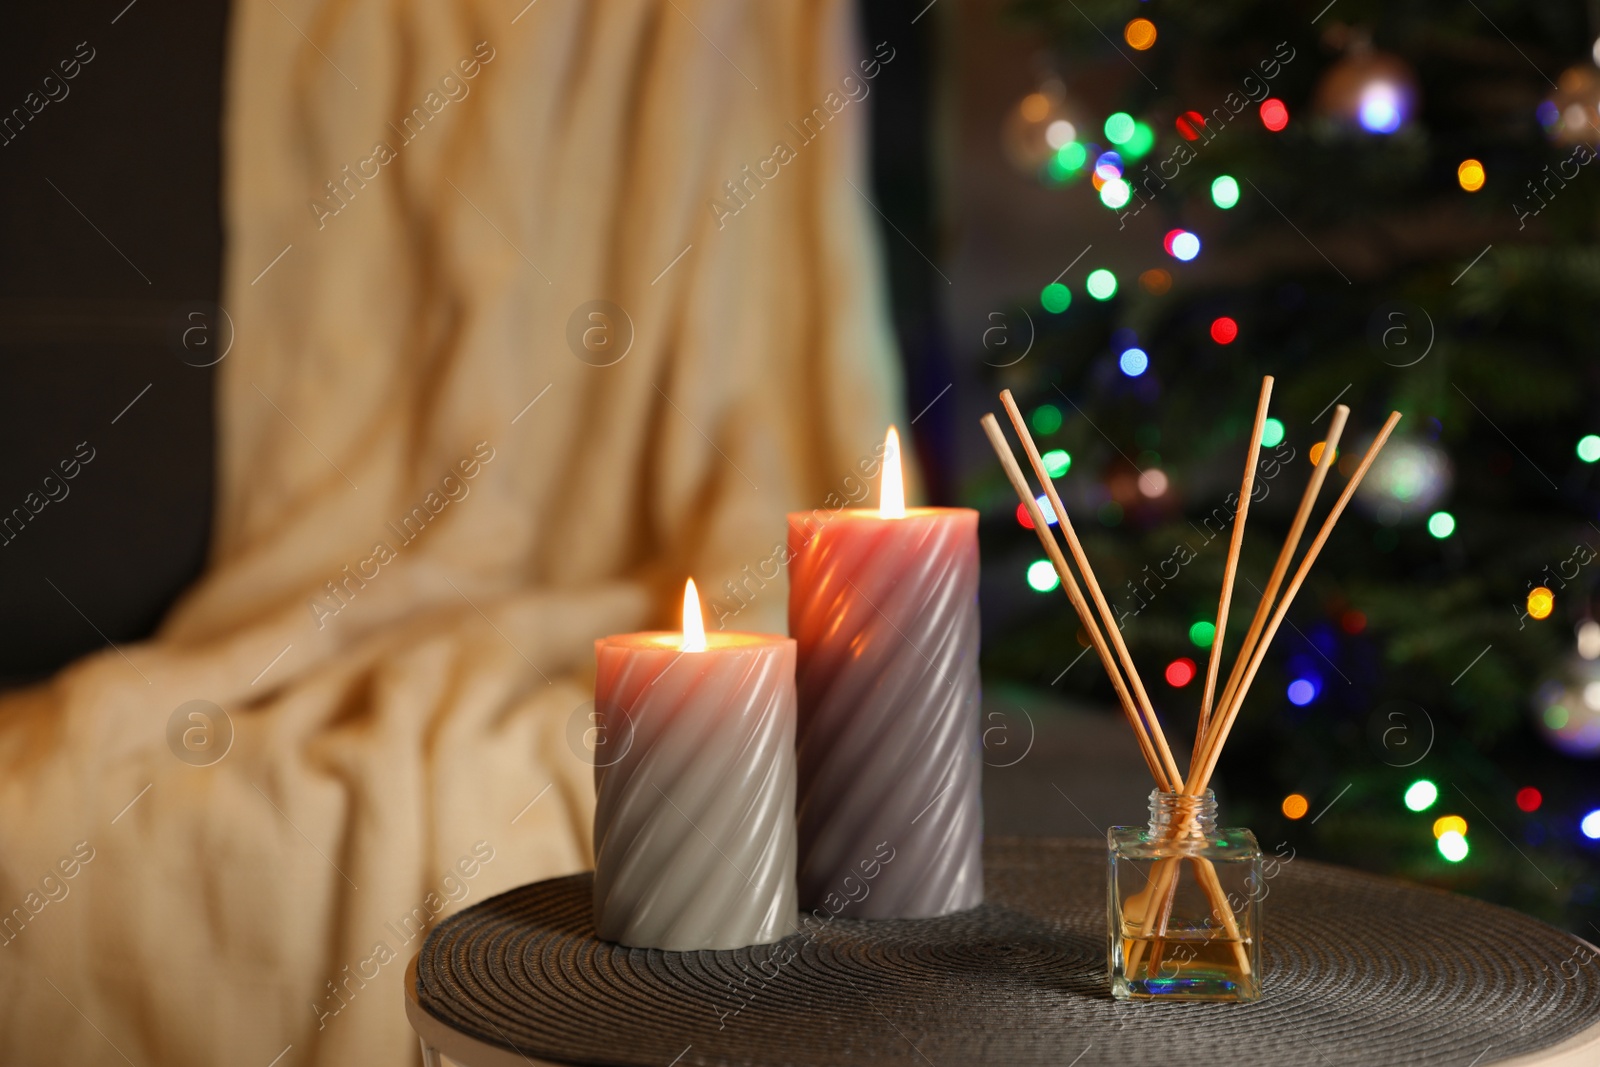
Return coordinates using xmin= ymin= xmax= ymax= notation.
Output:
xmin=1309 ymin=441 xmax=1337 ymax=466
xmin=1118 ymin=348 xmax=1149 ymax=377
xmin=1041 ymin=282 xmax=1071 ymax=313
xmin=1086 ymin=269 xmax=1118 ymax=300
xmin=1211 ymin=175 xmax=1240 ymax=209
xmin=1427 ymin=511 xmax=1456 ymax=539
xmin=1026 ymin=559 xmax=1060 ymax=593
xmin=1176 ymin=110 xmax=1207 ymax=141
xmin=1045 ymin=120 xmax=1077 ymax=150
xmin=1582 ymin=809 xmax=1600 ymax=840
xmin=1042 ymin=449 xmax=1071 ymax=477
xmin=1528 ymin=586 xmax=1555 ymax=621
xmin=1139 ymin=269 xmax=1172 ymax=295
xmin=1282 ymin=794 xmax=1309 ymax=820
xmin=1579 ymin=620 xmax=1600 ymax=659
xmin=1122 ymin=122 xmax=1155 ymax=160
xmin=1437 ymin=830 xmax=1469 ymax=862
xmin=1032 ymin=404 xmax=1063 ymax=435
xmin=1260 ymin=418 xmax=1285 ymax=448
xmin=1189 ymin=620 xmax=1216 ymax=648
xmin=1515 ymin=787 xmax=1542 ymax=813
xmin=1260 ymin=98 xmax=1289 ymax=131
xmin=1167 ymin=230 xmax=1201 ymax=261
xmin=1104 ymin=113 xmax=1136 ymax=145
xmin=1432 ymin=815 xmax=1468 ymax=839
xmin=1457 ymin=159 xmax=1486 ymax=192
xmin=1358 ymin=84 xmax=1405 ymax=134
xmin=1100 ymin=178 xmax=1132 ymax=209
xmin=1341 ymin=610 xmax=1367 ymax=634
xmin=1019 ymin=93 xmax=1050 ymax=123
xmin=1211 ymin=316 xmax=1238 ymax=344
xmin=1404 ymin=779 xmax=1439 ymax=812
xmin=1124 ymin=18 xmax=1157 ymax=50
xmin=1015 ymin=495 xmax=1059 ymax=530
xmin=1165 ymin=657 xmax=1197 ymax=687
xmin=1287 ymin=679 xmax=1317 ymax=706
xmin=1137 ymin=469 xmax=1168 ymax=497
xmin=1578 ymin=434 xmax=1600 ymax=462
xmin=1094 ymin=151 xmax=1124 ymax=182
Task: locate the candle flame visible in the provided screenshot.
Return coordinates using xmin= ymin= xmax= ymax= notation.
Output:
xmin=681 ymin=578 xmax=707 ymax=652
xmin=880 ymin=426 xmax=906 ymax=519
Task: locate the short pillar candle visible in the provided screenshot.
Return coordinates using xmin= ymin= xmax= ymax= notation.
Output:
xmin=592 ymin=580 xmax=799 ymax=950
xmin=787 ymin=428 xmax=983 ymax=918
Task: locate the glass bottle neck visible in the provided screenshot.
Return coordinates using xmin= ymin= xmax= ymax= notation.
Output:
xmin=1147 ymin=789 xmax=1218 ymax=837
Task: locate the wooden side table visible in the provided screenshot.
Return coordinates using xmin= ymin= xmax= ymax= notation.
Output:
xmin=406 ymin=838 xmax=1600 ymax=1066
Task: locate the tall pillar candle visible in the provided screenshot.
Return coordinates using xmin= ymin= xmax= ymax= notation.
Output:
xmin=592 ymin=580 xmax=798 ymax=950
xmin=787 ymin=428 xmax=982 ymax=918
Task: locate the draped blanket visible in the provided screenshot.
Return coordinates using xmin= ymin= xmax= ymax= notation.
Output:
xmin=0 ymin=2 xmax=900 ymax=1062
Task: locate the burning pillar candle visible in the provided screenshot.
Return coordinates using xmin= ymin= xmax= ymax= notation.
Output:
xmin=592 ymin=580 xmax=799 ymax=950
xmin=788 ymin=428 xmax=983 ymax=918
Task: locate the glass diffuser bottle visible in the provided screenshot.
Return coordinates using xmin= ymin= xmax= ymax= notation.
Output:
xmin=1108 ymin=789 xmax=1262 ymax=1000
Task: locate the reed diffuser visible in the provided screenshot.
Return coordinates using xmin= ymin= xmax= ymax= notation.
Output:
xmin=983 ymin=381 xmax=1399 ymax=1001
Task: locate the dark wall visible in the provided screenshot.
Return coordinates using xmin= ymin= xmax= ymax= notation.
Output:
xmin=0 ymin=1 xmax=227 ymax=684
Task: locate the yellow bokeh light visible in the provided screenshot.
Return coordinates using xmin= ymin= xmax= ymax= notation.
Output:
xmin=1309 ymin=441 xmax=1338 ymax=466
xmin=1432 ymin=814 xmax=1468 ymax=839
xmin=1124 ymin=18 xmax=1158 ymax=50
xmin=1020 ymin=92 xmax=1050 ymax=123
xmin=1457 ymin=159 xmax=1486 ymax=193
xmin=1282 ymin=793 xmax=1310 ymax=819
xmin=1528 ymin=586 xmax=1555 ymax=620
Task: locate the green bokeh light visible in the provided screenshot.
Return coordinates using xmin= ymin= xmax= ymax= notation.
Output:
xmin=1042 ymin=449 xmax=1072 ymax=477
xmin=1104 ymin=112 xmax=1136 ymax=145
xmin=1032 ymin=404 xmax=1064 ymax=435
xmin=1189 ymin=620 xmax=1216 ymax=648
xmin=1026 ymin=559 xmax=1060 ymax=593
xmin=1122 ymin=122 xmax=1155 ymax=160
xmin=1579 ymin=434 xmax=1600 ymax=463
xmin=1211 ymin=175 xmax=1240 ymax=209
xmin=1040 ymin=283 xmax=1072 ymax=313
xmin=1260 ymin=418 xmax=1286 ymax=448
xmin=1403 ymin=780 xmax=1439 ymax=812
xmin=1086 ymin=269 xmax=1118 ymax=300
xmin=1427 ymin=511 xmax=1456 ymax=539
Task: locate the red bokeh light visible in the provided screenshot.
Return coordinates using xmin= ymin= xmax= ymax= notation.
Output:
xmin=1210 ymin=317 xmax=1239 ymax=344
xmin=1260 ymin=98 xmax=1289 ymax=132
xmin=1162 ymin=229 xmax=1184 ymax=256
xmin=1175 ymin=110 xmax=1207 ymax=141
xmin=1017 ymin=502 xmax=1035 ymax=529
xmin=1165 ymin=657 xmax=1197 ymax=687
xmin=1515 ymin=787 xmax=1542 ymax=813
xmin=1340 ymin=610 xmax=1367 ymax=635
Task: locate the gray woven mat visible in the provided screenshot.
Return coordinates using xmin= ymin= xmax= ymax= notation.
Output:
xmin=414 ymin=837 xmax=1600 ymax=1066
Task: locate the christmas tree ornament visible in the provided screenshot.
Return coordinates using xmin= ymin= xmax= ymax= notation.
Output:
xmin=1540 ymin=64 xmax=1600 ymax=146
xmin=1534 ymin=657 xmax=1600 ymax=757
xmin=1003 ymin=80 xmax=1089 ymax=179
xmin=1353 ymin=436 xmax=1451 ymax=522
xmin=1312 ymin=39 xmax=1418 ymax=135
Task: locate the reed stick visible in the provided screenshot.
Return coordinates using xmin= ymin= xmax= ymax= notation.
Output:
xmin=1188 ymin=411 xmax=1403 ymax=796
xmin=1209 ymin=405 xmax=1350 ymax=747
xmin=980 ymin=413 xmax=1172 ymax=790
xmin=1195 ymin=377 xmax=1273 ymax=750
xmin=998 ymin=390 xmax=1186 ymax=792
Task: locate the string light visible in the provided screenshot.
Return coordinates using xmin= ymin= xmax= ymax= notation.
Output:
xmin=1118 ymin=348 xmax=1149 ymax=377
xmin=1404 ymin=779 xmax=1439 ymax=812
xmin=1124 ymin=18 xmax=1157 ymax=50
xmin=1087 ymin=269 xmax=1118 ymax=300
xmin=1358 ymin=84 xmax=1405 ymax=134
xmin=1527 ymin=586 xmax=1555 ymax=621
xmin=1094 ymin=151 xmax=1124 ymax=182
xmin=1457 ymin=159 xmax=1486 ymax=192
xmin=1515 ymin=787 xmax=1542 ymax=813
xmin=1042 ymin=449 xmax=1071 ymax=477
xmin=1432 ymin=815 xmax=1467 ymax=839
xmin=1578 ymin=435 xmax=1600 ymax=462
xmin=1026 ymin=559 xmax=1060 ymax=593
xmin=1032 ymin=404 xmax=1063 ymax=435
xmin=1189 ymin=620 xmax=1216 ymax=648
xmin=1165 ymin=657 xmax=1197 ymax=686
xmin=1282 ymin=794 xmax=1309 ymax=819
xmin=1437 ymin=830 xmax=1469 ymax=862
xmin=1104 ymin=113 xmax=1136 ymax=145
xmin=1260 ymin=98 xmax=1289 ymax=131
xmin=1176 ymin=111 xmax=1206 ymax=141
xmin=1211 ymin=316 xmax=1238 ymax=344
xmin=1211 ymin=175 xmax=1240 ymax=209
xmin=1287 ymin=678 xmax=1317 ymax=706
xmin=1427 ymin=511 xmax=1456 ymax=539
xmin=1165 ymin=230 xmax=1201 ymax=261
xmin=1122 ymin=122 xmax=1155 ymax=160
xmin=1137 ymin=469 xmax=1168 ymax=497
xmin=1041 ymin=283 xmax=1072 ymax=313
xmin=1260 ymin=418 xmax=1285 ymax=448
xmin=1309 ymin=441 xmax=1337 ymax=465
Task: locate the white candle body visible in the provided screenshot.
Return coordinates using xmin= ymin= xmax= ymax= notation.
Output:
xmin=592 ymin=632 xmax=798 ymax=950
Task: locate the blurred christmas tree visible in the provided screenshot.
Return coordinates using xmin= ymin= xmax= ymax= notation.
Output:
xmin=981 ymin=0 xmax=1600 ymax=930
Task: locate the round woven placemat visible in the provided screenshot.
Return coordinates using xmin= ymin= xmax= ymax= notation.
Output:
xmin=414 ymin=837 xmax=1600 ymax=1066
